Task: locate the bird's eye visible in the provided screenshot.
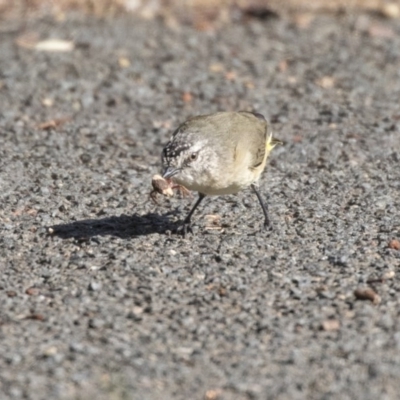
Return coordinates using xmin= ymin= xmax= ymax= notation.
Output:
xmin=190 ymin=153 xmax=198 ymax=161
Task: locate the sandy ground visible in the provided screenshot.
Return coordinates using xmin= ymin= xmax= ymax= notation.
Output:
xmin=0 ymin=7 xmax=400 ymax=400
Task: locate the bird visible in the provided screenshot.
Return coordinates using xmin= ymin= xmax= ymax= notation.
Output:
xmin=161 ymin=111 xmax=281 ymax=234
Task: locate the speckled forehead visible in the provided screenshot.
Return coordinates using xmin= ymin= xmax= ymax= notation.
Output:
xmin=163 ymin=140 xmax=192 ymax=159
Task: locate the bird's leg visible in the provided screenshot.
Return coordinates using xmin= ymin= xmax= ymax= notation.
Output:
xmin=177 ymin=193 xmax=205 ymax=235
xmin=251 ymin=184 xmax=271 ymax=229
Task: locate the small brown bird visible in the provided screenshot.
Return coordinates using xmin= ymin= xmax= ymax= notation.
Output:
xmin=161 ymin=111 xmax=281 ymax=233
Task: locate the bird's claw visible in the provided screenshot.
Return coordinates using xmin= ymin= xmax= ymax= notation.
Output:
xmin=174 ymin=221 xmax=193 ymax=237
xmin=263 ymin=219 xmax=273 ymax=231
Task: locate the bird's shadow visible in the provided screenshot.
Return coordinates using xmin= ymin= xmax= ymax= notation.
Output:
xmin=49 ymin=211 xmax=179 ymax=240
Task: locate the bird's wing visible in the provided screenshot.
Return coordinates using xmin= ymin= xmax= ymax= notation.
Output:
xmin=236 ymin=112 xmax=268 ymax=170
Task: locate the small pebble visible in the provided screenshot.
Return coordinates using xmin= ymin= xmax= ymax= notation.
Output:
xmin=321 ymin=319 xmax=340 ymax=331
xmin=354 ymin=288 xmax=381 ymax=304
xmin=88 ymin=282 xmax=102 ymax=291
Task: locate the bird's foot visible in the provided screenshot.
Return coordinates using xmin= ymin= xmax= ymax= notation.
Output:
xmin=263 ymin=221 xmax=273 ymax=231
xmin=174 ymin=221 xmax=193 ymax=237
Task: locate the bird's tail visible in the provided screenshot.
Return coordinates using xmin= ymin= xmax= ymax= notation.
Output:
xmin=266 ymin=133 xmax=283 ymax=152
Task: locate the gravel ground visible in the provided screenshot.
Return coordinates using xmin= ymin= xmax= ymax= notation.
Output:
xmin=0 ymin=10 xmax=400 ymax=400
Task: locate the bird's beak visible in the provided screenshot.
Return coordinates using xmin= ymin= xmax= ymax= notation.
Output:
xmin=162 ymin=167 xmax=180 ymax=179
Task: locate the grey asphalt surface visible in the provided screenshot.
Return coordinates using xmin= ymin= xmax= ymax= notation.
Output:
xmin=1 ymin=10 xmax=400 ymax=400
